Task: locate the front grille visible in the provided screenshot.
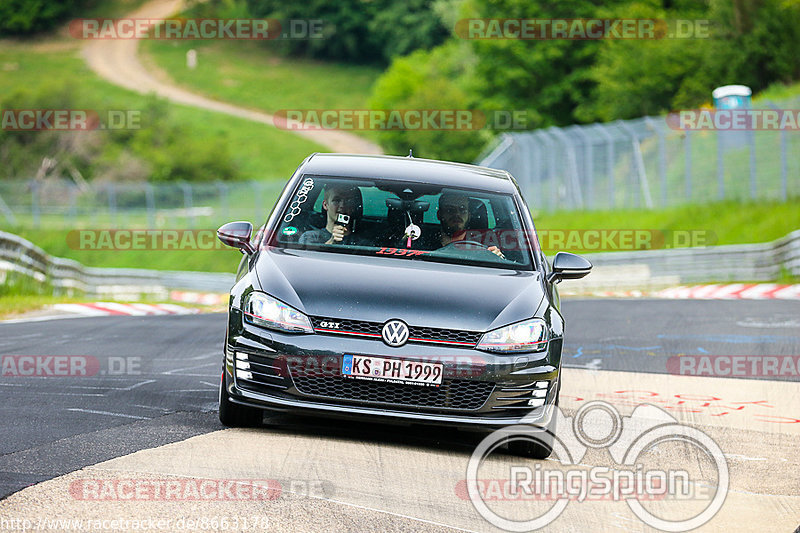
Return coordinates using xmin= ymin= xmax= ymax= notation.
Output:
xmin=309 ymin=316 xmax=482 ymax=347
xmin=292 ymin=375 xmax=495 ymax=410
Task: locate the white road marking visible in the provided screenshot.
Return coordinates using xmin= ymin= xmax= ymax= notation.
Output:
xmin=131 ymin=404 xmax=172 ymax=412
xmin=36 ymin=392 xmax=106 ymax=397
xmin=66 ymin=408 xmax=149 ymax=420
xmin=564 ymin=358 xmax=602 ymax=370
xmin=161 ymin=362 xmax=217 ymax=375
xmin=118 ymin=380 xmax=156 ymax=391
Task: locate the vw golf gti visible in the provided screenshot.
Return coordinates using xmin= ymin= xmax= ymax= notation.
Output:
xmin=217 ymin=153 xmax=591 ymax=457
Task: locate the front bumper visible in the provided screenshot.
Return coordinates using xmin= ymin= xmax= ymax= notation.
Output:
xmin=224 ymin=309 xmax=562 ymax=430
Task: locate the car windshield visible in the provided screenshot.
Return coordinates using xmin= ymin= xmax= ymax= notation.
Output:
xmin=269 ymin=175 xmax=534 ymax=270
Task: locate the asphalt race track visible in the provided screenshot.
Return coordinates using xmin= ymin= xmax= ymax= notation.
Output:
xmin=1 ymin=299 xmax=798 ymax=532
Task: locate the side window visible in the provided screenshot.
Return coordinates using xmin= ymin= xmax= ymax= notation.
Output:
xmin=470 ymin=197 xmax=496 ymax=229
xmin=312 ymin=190 xmax=325 ymax=213
xmin=484 ymin=200 xmax=496 ymax=229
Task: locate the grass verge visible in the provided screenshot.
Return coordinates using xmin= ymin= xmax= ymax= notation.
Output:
xmin=0 ymin=294 xmax=92 ymax=320
xmin=142 ymin=39 xmax=381 ymax=113
xmin=5 ymin=200 xmax=799 ymax=273
xmin=0 ymin=43 xmax=325 ymax=181
xmin=534 ymin=199 xmax=800 ymax=254
xmin=140 ymin=39 xmax=383 ymax=142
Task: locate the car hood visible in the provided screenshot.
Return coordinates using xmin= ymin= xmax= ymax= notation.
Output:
xmin=253 ymin=249 xmax=545 ymax=332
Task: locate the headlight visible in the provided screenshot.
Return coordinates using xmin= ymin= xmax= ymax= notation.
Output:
xmin=477 ymin=318 xmax=548 ymax=353
xmin=243 ymin=292 xmax=313 ymax=334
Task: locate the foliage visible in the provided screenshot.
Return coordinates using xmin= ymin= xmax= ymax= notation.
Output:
xmin=0 ymin=0 xmax=91 ymax=35
xmin=0 ymin=85 xmax=238 ymax=182
xmin=368 ymin=42 xmax=490 ymax=162
xmin=242 ymin=0 xmax=447 ymax=64
xmin=577 ymin=0 xmax=800 ymax=121
xmin=367 ymin=0 xmax=800 ymax=160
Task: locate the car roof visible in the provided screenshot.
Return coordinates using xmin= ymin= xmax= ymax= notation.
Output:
xmin=298 ymin=153 xmax=519 ymax=194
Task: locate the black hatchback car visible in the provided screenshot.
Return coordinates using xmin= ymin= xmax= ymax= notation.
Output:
xmin=217 ymin=153 xmax=591 ymax=457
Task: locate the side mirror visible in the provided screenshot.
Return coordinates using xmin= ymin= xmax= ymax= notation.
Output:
xmin=547 ymin=252 xmax=592 ymax=284
xmin=217 ymin=221 xmax=255 ymax=254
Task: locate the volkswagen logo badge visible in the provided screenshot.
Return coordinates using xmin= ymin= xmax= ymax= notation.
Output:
xmin=382 ymin=320 xmax=409 ymax=347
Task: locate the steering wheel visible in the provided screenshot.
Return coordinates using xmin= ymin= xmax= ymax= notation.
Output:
xmin=440 ymin=239 xmax=490 ymax=250
xmin=439 ymin=239 xmax=507 ymax=260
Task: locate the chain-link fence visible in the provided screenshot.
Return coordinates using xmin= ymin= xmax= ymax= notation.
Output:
xmin=478 ymin=97 xmax=800 ymax=212
xmin=0 ymin=179 xmax=290 ymax=229
xmin=3 ymin=98 xmax=798 ymax=229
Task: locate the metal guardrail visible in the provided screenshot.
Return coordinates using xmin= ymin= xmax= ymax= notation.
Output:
xmin=0 ymin=231 xmax=235 ymax=298
xmin=571 ymin=229 xmax=800 ymax=291
xmin=0 ymin=229 xmax=797 ymax=297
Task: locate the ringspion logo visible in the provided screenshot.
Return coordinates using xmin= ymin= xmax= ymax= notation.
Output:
xmin=465 ymin=402 xmax=728 ymax=531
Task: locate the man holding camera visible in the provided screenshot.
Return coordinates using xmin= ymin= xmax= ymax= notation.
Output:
xmin=299 ymin=185 xmax=369 ymax=246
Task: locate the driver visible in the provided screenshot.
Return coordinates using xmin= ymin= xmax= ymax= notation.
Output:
xmin=299 ymin=185 xmax=369 ymax=246
xmin=436 ymin=191 xmax=504 ymax=258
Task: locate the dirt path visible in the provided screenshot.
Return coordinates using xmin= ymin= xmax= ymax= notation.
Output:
xmin=81 ymin=0 xmax=383 ymax=154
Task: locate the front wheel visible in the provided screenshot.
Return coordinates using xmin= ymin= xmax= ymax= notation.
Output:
xmin=506 ymin=418 xmax=557 ymax=459
xmin=219 ymin=371 xmax=262 ymax=427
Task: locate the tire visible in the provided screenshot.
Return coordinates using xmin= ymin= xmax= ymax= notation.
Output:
xmin=219 ymin=370 xmax=262 ymax=427
xmin=507 ymin=383 xmax=560 ymax=459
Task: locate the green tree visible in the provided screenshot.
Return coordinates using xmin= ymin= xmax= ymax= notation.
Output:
xmin=464 ymin=0 xmax=625 ymax=127
xmin=369 ymin=42 xmax=490 ymax=162
xmin=577 ymin=0 xmax=800 ymax=121
xmin=245 ymin=0 xmax=446 ymax=63
xmin=0 ymin=0 xmax=89 ymax=35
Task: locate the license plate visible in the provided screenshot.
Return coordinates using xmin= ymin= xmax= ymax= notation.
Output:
xmin=342 ymin=355 xmax=443 ymax=386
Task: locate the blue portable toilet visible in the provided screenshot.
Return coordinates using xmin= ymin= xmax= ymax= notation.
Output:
xmin=712 ymin=85 xmax=752 ymax=149
xmin=712 ymin=85 xmax=752 ymax=110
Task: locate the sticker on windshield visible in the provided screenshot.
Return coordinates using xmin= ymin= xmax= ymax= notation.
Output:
xmin=283 ymin=178 xmax=315 ymax=223
xmin=282 ymin=226 xmax=298 ymax=236
xmin=376 ymin=248 xmax=430 ymax=257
